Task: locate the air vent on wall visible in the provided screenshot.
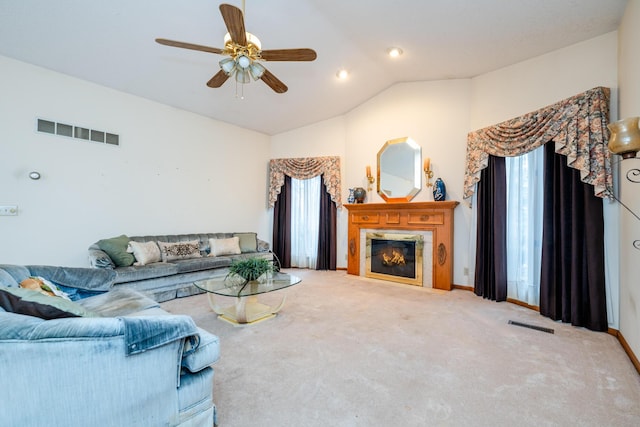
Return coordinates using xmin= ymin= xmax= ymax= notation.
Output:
xmin=36 ymin=118 xmax=119 ymax=146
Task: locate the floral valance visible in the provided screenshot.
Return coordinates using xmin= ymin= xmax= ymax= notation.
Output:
xmin=463 ymin=86 xmax=613 ymax=201
xmin=268 ymin=156 xmax=342 ymax=208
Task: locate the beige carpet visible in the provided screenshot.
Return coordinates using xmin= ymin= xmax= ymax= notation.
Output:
xmin=161 ymin=269 xmax=640 ymax=427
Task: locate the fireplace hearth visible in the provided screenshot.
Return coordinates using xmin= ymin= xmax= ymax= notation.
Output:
xmin=365 ymin=232 xmax=423 ymax=286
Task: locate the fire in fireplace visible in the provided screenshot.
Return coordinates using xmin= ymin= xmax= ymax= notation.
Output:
xmin=365 ymin=232 xmax=423 ymax=286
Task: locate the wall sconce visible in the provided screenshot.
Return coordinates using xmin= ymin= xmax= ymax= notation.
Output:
xmin=366 ymin=165 xmax=375 ymax=192
xmin=608 ymin=117 xmax=640 ymax=250
xmin=608 ymin=117 xmax=640 ymax=159
xmin=423 ymin=158 xmax=433 ymax=187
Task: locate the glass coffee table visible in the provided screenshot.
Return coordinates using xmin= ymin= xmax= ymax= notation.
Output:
xmin=194 ymin=272 xmax=301 ymax=325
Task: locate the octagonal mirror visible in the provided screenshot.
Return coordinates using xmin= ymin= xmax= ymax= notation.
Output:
xmin=377 ymin=137 xmax=422 ymax=203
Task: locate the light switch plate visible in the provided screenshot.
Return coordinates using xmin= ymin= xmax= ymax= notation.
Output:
xmin=0 ymin=205 xmax=18 ymax=216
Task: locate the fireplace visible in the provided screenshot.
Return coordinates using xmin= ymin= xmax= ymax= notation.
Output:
xmin=365 ymin=232 xmax=423 ymax=286
xmin=346 ymin=202 xmax=458 ymax=290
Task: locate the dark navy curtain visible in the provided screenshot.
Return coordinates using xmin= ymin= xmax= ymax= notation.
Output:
xmin=539 ymin=144 xmax=608 ymax=331
xmin=474 ymin=155 xmax=507 ymax=301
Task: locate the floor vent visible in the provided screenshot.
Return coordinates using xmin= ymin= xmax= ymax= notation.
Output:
xmin=508 ymin=320 xmax=554 ymax=334
xmin=36 ymin=118 xmax=119 ymax=146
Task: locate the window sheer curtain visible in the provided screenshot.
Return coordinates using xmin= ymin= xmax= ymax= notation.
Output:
xmin=290 ymin=176 xmax=321 ymax=268
xmin=505 ymin=147 xmax=544 ymax=306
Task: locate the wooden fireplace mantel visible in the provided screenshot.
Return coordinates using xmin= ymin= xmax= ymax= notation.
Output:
xmin=345 ymin=201 xmax=459 ymax=290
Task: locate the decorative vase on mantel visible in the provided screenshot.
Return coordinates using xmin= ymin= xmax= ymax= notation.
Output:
xmin=347 ymin=188 xmax=356 ymax=204
xmin=353 ymin=187 xmax=367 ymax=203
xmin=433 ymin=178 xmax=446 ymax=201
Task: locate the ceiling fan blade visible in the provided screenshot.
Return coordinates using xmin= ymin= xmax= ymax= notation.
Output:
xmin=260 ymin=49 xmax=317 ymax=62
xmin=260 ymin=68 xmax=288 ymax=93
xmin=219 ymin=4 xmax=246 ymax=46
xmin=207 ymin=70 xmax=230 ymax=88
xmin=156 ymin=38 xmax=223 ymax=55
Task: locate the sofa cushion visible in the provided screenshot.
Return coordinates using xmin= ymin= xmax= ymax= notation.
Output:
xmin=76 ymin=287 xmax=160 ymax=317
xmin=234 ymin=232 xmax=258 ymax=253
xmin=158 ymin=240 xmax=202 ymax=262
xmin=0 ymin=286 xmax=95 ymax=319
xmin=0 ymin=264 xmax=31 ymax=285
xmin=128 ymin=241 xmax=162 ymax=266
xmin=0 ymin=269 xmax=20 ymax=288
xmin=173 ymin=257 xmax=233 ymax=274
xmin=97 ymin=235 xmax=135 ymax=267
xmin=209 ymin=237 xmax=241 ymax=257
xmin=114 ymin=262 xmax=179 ymax=284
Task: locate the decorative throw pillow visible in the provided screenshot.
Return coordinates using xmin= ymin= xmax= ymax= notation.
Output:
xmin=0 ymin=285 xmax=95 ymax=319
xmin=97 ymin=235 xmax=135 ymax=267
xmin=127 ymin=241 xmax=162 ymax=266
xmin=233 ymin=232 xmax=258 ymax=253
xmin=209 ymin=237 xmax=242 ymax=257
xmin=157 ymin=240 xmax=202 ymax=262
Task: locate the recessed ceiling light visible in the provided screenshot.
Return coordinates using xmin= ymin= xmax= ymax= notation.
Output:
xmin=336 ymin=69 xmax=349 ymax=80
xmin=387 ymin=47 xmax=403 ymax=58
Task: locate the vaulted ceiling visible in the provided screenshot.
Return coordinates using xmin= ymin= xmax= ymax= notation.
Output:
xmin=0 ymin=0 xmax=628 ymax=135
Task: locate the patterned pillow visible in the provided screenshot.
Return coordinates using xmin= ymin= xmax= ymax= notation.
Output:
xmin=209 ymin=237 xmax=242 ymax=257
xmin=128 ymin=241 xmax=162 ymax=266
xmin=157 ymin=240 xmax=202 ymax=262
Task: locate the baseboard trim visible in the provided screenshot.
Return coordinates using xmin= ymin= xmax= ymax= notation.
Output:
xmin=611 ymin=329 xmax=640 ymax=375
xmin=452 ymin=284 xmax=473 ymax=291
xmin=506 ymin=297 xmax=540 ymax=312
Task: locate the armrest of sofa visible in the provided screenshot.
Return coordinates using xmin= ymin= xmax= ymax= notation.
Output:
xmin=0 ymin=311 xmax=216 ymax=367
xmin=27 ymin=265 xmax=116 ymax=292
xmin=0 ymin=264 xmax=115 ymax=293
xmin=182 ymin=327 xmax=221 ymax=372
xmin=257 ymin=238 xmax=270 ymax=252
xmin=88 ymin=247 xmax=116 ymax=269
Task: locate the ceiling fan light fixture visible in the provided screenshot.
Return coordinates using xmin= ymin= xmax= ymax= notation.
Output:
xmin=387 ymin=47 xmax=403 ymax=58
xmin=235 ymin=69 xmax=251 ymax=84
xmin=219 ymin=57 xmax=236 ymax=75
xmin=236 ymin=55 xmax=251 ymax=69
xmin=249 ymin=62 xmax=266 ymax=80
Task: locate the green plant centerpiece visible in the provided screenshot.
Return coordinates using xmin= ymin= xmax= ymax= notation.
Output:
xmin=226 ymin=257 xmax=275 ymax=296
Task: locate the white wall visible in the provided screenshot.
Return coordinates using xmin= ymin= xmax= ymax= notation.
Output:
xmin=617 ymin=0 xmax=640 ymax=366
xmin=271 ymin=80 xmax=472 ymax=277
xmin=344 ymin=80 xmax=472 ymax=280
xmin=0 ymin=55 xmax=271 ymax=267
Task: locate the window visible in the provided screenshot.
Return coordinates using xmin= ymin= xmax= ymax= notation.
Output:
xmin=290 ymin=176 xmax=321 ymax=268
xmin=505 ymin=146 xmax=544 ymax=306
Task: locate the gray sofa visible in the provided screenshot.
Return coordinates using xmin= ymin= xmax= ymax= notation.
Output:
xmin=0 ymin=264 xmax=220 ymax=427
xmin=89 ymin=232 xmax=272 ymax=302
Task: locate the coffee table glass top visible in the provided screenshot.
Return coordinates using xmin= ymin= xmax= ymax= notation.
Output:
xmin=194 ymin=272 xmax=301 ymax=298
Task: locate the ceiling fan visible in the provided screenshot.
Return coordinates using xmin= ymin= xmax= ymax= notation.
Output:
xmin=156 ymin=2 xmax=317 ymax=94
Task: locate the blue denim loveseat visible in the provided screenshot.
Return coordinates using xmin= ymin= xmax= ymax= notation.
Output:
xmin=0 ymin=264 xmax=220 ymax=427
